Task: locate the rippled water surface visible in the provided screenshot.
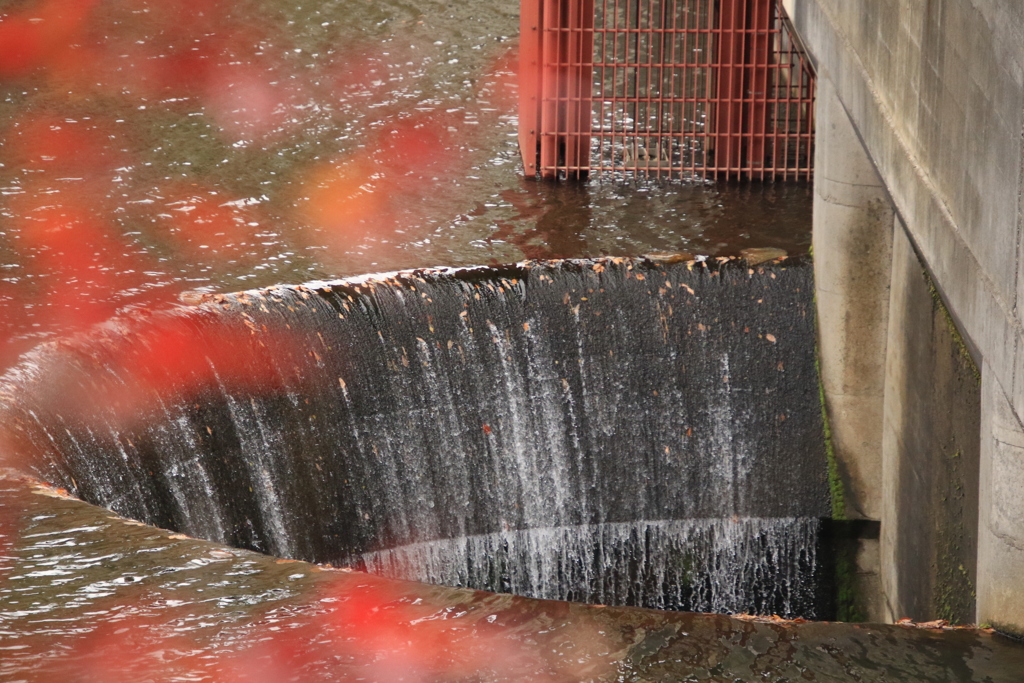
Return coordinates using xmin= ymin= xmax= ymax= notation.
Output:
xmin=0 ymin=0 xmax=810 ymax=367
xmin=4 ymin=476 xmax=1024 ymax=682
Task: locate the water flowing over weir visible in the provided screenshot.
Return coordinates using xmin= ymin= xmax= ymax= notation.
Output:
xmin=0 ymin=256 xmax=831 ymax=617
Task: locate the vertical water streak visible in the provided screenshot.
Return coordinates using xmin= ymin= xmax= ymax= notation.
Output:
xmin=219 ymin=392 xmax=294 ymax=558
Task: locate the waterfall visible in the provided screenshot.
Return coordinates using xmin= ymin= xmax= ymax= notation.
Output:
xmin=0 ymin=256 xmax=831 ymax=617
xmin=359 ymin=517 xmax=823 ymax=615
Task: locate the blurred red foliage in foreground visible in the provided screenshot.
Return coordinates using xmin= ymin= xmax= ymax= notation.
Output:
xmin=0 ymin=3 xmax=537 ymax=676
xmin=0 ymin=0 xmax=99 ymax=79
xmin=79 ymin=317 xmax=307 ymax=426
xmin=40 ymin=574 xmax=614 ymax=682
xmin=0 ymin=0 xmax=516 ymax=370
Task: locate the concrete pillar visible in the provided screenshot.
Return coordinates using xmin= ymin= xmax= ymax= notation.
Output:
xmin=977 ymin=370 xmax=1024 ymax=637
xmin=813 ymin=75 xmax=893 ymax=623
xmin=813 ymin=74 xmax=894 ymax=522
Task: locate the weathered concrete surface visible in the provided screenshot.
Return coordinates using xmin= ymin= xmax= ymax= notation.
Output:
xmin=979 ymin=370 xmax=1024 ymax=637
xmin=812 ymin=77 xmax=893 ymax=623
xmin=785 ymin=0 xmax=1024 ymax=630
xmin=813 ymin=76 xmax=894 ymax=523
xmin=881 ymin=224 xmax=981 ymax=624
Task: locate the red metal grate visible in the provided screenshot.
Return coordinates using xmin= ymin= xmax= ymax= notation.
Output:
xmin=519 ymin=0 xmax=815 ymax=180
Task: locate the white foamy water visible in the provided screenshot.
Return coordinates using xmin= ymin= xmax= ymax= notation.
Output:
xmin=360 ymin=517 xmax=821 ymax=616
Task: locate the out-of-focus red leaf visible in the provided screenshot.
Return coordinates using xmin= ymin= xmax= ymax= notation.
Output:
xmin=128 ymin=323 xmax=293 ymax=396
xmin=0 ymin=0 xmax=99 ymax=79
xmin=299 ymin=156 xmax=387 ymax=241
xmin=49 ymin=603 xmax=208 ymax=682
xmin=476 ymin=45 xmax=520 ymax=112
xmin=203 ymin=61 xmax=305 ymax=142
xmin=11 ymin=199 xmax=141 ymax=329
xmin=0 ymin=280 xmax=31 ymax=370
xmin=377 ymin=116 xmax=456 ymax=180
xmin=54 ymin=314 xmax=310 ymax=431
xmin=6 ymin=114 xmax=127 ymax=176
xmin=157 ymin=185 xmax=261 ymax=263
xmin=318 ymin=577 xmax=569 ymax=682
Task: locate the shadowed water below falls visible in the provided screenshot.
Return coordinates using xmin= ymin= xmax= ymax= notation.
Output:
xmin=3 ymin=257 xmax=1024 ymax=679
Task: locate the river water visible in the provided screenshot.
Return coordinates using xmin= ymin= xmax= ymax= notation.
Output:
xmin=3 ymin=476 xmax=1024 ymax=682
xmin=0 ymin=0 xmax=810 ymax=368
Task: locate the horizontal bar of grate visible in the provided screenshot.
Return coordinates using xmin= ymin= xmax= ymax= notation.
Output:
xmin=544 ymin=61 xmax=799 ymax=68
xmin=544 ymin=29 xmax=782 ymax=36
xmin=542 ymin=96 xmax=812 ymax=104
xmin=542 ymin=132 xmax=815 ymax=137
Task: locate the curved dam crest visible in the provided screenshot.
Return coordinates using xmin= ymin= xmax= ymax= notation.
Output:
xmin=0 ymin=256 xmax=831 ymax=617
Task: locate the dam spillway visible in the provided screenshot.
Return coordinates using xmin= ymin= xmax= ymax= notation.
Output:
xmin=0 ymin=255 xmax=831 ymax=618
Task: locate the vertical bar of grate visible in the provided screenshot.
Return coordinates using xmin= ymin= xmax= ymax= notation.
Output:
xmin=581 ymin=0 xmax=597 ymax=175
xmin=713 ymin=0 xmax=742 ymax=178
xmin=772 ymin=0 xmax=792 ymax=180
xmin=768 ymin=2 xmax=781 ymax=180
xmin=564 ymin=0 xmax=594 ymax=177
xmin=653 ymin=0 xmax=669 ymax=177
xmin=603 ymin=0 xmax=615 ymax=178
xmin=675 ymin=0 xmax=688 ymax=177
xmin=786 ymin=3 xmax=801 ymax=181
xmin=641 ymin=0 xmax=654 ymax=177
xmin=519 ymin=0 xmax=543 ymax=178
xmin=594 ymin=0 xmax=606 ymax=177
xmin=799 ymin=17 xmax=815 ymax=179
xmin=630 ymin=0 xmax=640 ymax=173
xmin=705 ymin=0 xmax=716 ymax=178
xmin=667 ymin=0 xmax=680 ymax=177
xmin=566 ymin=0 xmax=580 ymax=176
xmin=646 ymin=3 xmax=654 ymax=175
xmin=606 ymin=0 xmax=618 ymax=177
xmin=747 ymin=0 xmax=771 ymax=179
xmin=781 ymin=2 xmax=796 ymax=180
xmin=803 ymin=62 xmax=815 ymax=175
xmin=539 ymin=0 xmax=561 ymax=177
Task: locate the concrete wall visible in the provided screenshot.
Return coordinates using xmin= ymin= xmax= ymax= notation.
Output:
xmin=787 ymin=0 xmax=1024 ymax=632
xmin=979 ymin=365 xmax=1024 ymax=635
xmin=812 ymin=77 xmax=893 ymax=622
xmin=881 ymin=222 xmax=981 ymax=625
xmin=813 ymin=77 xmax=894 ymax=525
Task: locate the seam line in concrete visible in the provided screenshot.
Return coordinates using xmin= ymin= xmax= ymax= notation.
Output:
xmin=989 ymin=527 xmax=1024 ymax=554
xmin=1014 ymin=110 xmax=1024 ymax=318
xmin=814 ymin=195 xmax=877 ymax=210
xmin=816 ymin=177 xmax=885 ymax=190
xmin=1012 ymin=333 xmax=1019 ymax=405
xmin=823 ymin=389 xmax=887 ymax=400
